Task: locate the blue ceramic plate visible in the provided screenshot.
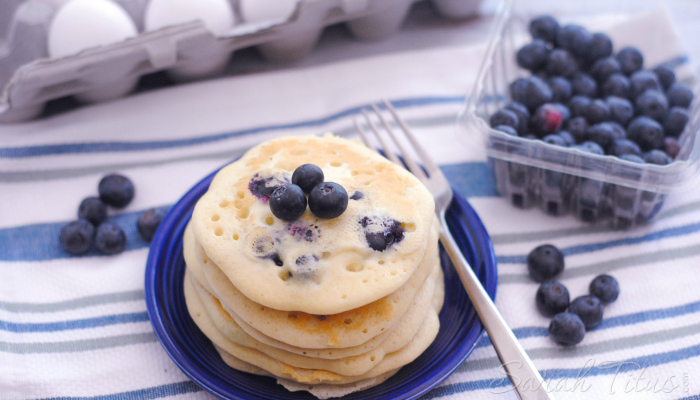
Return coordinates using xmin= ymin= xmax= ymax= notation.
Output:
xmin=145 ymin=166 xmax=497 ymax=400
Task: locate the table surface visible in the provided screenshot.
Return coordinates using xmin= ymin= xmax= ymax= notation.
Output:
xmin=1 ymin=1 xmax=700 ymax=400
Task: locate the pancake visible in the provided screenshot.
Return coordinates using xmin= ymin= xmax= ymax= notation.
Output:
xmin=190 ymin=134 xmax=436 ymax=315
xmin=184 ymin=273 xmax=440 ymax=385
xmin=198 ymin=220 xmax=439 ymax=349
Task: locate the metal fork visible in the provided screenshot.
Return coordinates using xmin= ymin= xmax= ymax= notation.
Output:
xmin=355 ymin=100 xmax=554 ymax=400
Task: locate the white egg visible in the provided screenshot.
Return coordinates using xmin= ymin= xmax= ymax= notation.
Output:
xmin=239 ymin=0 xmax=298 ymax=23
xmin=144 ymin=0 xmax=235 ymax=36
xmin=48 ymin=0 xmax=138 ymax=59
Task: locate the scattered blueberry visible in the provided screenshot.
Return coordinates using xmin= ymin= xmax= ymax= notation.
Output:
xmin=612 ymin=139 xmax=642 ymax=158
xmin=666 ymin=82 xmax=694 ymax=108
xmin=616 ymin=47 xmax=643 ymax=75
xmin=663 ymin=107 xmax=689 ymax=137
xmin=635 ymin=90 xmax=668 ymax=122
xmin=60 ymin=219 xmax=95 ymax=255
xmin=601 ymin=73 xmax=631 ymax=99
xmin=285 ymin=221 xmax=320 ymax=242
xmin=504 ymin=101 xmax=531 ymax=135
xmin=517 ymin=40 xmax=550 ymax=71
xmin=629 ymin=70 xmax=661 ymax=99
xmin=654 ymin=65 xmax=676 ymax=91
xmin=584 ymin=99 xmax=610 ymax=124
xmin=489 ymin=109 xmax=520 ymax=131
xmin=137 ymin=208 xmax=165 ymax=241
xmin=269 ymin=184 xmax=307 ymax=221
xmin=494 ymin=125 xmax=518 ymax=136
xmin=248 ymin=174 xmax=288 ymax=202
xmin=536 ymin=281 xmax=570 ymax=317
xmin=360 ymin=217 xmax=405 ymax=252
xmin=664 ymin=137 xmax=680 ymax=159
xmin=590 ymin=57 xmax=621 ymax=84
xmin=527 ymin=244 xmax=565 ymax=282
xmin=78 ymin=197 xmax=107 ymax=226
xmin=568 ymin=295 xmax=604 ymax=330
xmin=589 ymin=274 xmax=620 ymax=304
xmin=548 ymin=77 xmax=573 ymax=103
xmin=571 ymin=73 xmax=598 ymax=98
xmin=98 ymin=174 xmax=134 ymax=209
xmin=627 ymin=116 xmax=664 ymax=151
xmin=549 ymin=313 xmax=586 ymax=346
xmin=545 ymin=49 xmax=578 ymax=78
xmin=529 ymin=15 xmax=559 ymax=43
xmin=308 ymin=182 xmax=348 ymax=219
xmin=292 ymin=164 xmax=324 ymax=194
xmin=643 ymin=149 xmax=672 ymax=165
xmin=606 ymin=96 xmax=634 ymax=126
xmin=531 ymin=103 xmax=563 ymax=136
xmin=586 ymin=32 xmax=613 ymax=64
xmin=510 ymin=76 xmax=553 ymax=112
xmin=556 ymin=24 xmax=592 ymax=59
xmin=95 ymin=222 xmax=127 ymax=255
xmin=350 ymin=191 xmax=364 ymax=200
xmin=566 ymin=116 xmax=589 ymax=143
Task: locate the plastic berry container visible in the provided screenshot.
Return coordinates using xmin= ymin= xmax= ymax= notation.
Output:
xmin=459 ymin=0 xmax=700 ymax=228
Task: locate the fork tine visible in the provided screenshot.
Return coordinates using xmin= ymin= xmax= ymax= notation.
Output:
xmin=382 ymin=100 xmax=440 ymax=175
xmin=361 ymin=108 xmax=403 ymax=166
xmin=353 ymin=117 xmax=371 ymax=147
xmin=370 ymin=103 xmax=429 ymax=182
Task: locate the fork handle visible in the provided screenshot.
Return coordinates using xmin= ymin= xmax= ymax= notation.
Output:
xmin=438 ymin=212 xmax=555 ymax=400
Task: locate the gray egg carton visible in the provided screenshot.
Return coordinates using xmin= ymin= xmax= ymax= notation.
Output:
xmin=0 ymin=0 xmax=481 ymax=123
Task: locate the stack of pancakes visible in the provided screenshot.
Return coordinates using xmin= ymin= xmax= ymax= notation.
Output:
xmin=183 ymin=135 xmax=443 ymax=398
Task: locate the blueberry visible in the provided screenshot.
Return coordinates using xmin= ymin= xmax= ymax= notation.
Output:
xmin=98 ymin=174 xmax=134 ymax=209
xmin=60 ymin=219 xmax=95 ymax=255
xmin=584 ymin=99 xmax=610 ymax=124
xmin=664 ymin=137 xmax=680 ymax=159
xmin=611 ymin=139 xmax=642 ymax=158
xmin=527 ymin=244 xmax=564 ymax=283
xmin=616 ymin=47 xmax=643 ymax=75
xmin=619 ymin=153 xmax=645 ymax=164
xmin=349 ymin=191 xmax=364 ymax=200
xmin=308 ymin=182 xmax=348 ymax=219
xmin=566 ymin=116 xmax=589 ymax=143
xmin=95 ymin=222 xmax=127 ymax=255
xmin=248 ymin=174 xmax=288 ymax=201
xmin=548 ymin=77 xmax=573 ymax=103
xmin=568 ymin=96 xmax=591 ymax=118
xmin=529 ymin=15 xmax=559 ymax=43
xmin=590 ymin=57 xmax=621 ymax=83
xmin=552 ymin=103 xmax=571 ymax=125
xmin=360 ymin=217 xmax=405 ymax=252
xmin=654 ymin=65 xmax=676 ymax=91
xmin=549 ymin=313 xmax=586 ymax=346
xmin=536 ymin=281 xmax=570 ymax=317
xmin=630 ymin=70 xmax=661 ymax=99
xmin=627 ymin=116 xmax=664 ymax=151
xmin=556 ymin=24 xmax=593 ymax=59
xmin=545 ymin=49 xmax=578 ymax=78
xmin=585 ymin=123 xmax=617 ymax=152
xmin=666 ymin=83 xmax=694 ymax=108
xmin=568 ymin=295 xmax=604 ymax=330
xmin=292 ymin=164 xmax=325 ymax=194
xmin=606 ymin=96 xmax=634 ymax=126
xmin=558 ymin=131 xmax=575 ymax=146
xmin=663 ymin=107 xmax=689 ymax=137
xmin=269 ymin=184 xmax=307 ymax=221
xmin=494 ymin=125 xmax=518 ymax=136
xmin=516 ymin=40 xmax=550 ymax=71
xmin=573 ymin=141 xmax=604 ymax=156
xmin=589 ymin=274 xmax=620 ymax=304
xmin=643 ymin=149 xmax=672 ymax=165
xmin=78 ymin=197 xmax=107 ymax=226
xmin=586 ymin=33 xmax=613 ymax=64
xmin=571 ymin=73 xmax=598 ymax=98
xmin=137 ymin=208 xmax=165 ymax=241
xmin=510 ymin=76 xmax=553 ymax=112
xmin=635 ymin=90 xmax=669 ymax=122
xmin=602 ymin=73 xmax=631 ymax=98
xmin=489 ymin=109 xmax=520 ymax=131
xmin=504 ymin=101 xmax=531 ymax=135
xmin=531 ymin=103 xmax=563 ymax=136
xmin=543 ymin=134 xmax=567 ymax=147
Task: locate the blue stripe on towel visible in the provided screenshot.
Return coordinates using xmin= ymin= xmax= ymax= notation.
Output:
xmin=0 ymin=312 xmax=149 ymax=333
xmin=35 ymin=381 xmax=201 ymax=400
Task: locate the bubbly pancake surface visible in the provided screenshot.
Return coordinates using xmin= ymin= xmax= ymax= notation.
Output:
xmin=191 ymin=134 xmax=435 ymax=315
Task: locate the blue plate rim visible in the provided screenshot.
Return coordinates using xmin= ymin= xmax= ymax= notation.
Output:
xmin=145 ymin=166 xmax=498 ymax=400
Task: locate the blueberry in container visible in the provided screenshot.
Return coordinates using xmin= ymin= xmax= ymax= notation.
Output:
xmin=459 ymin=0 xmax=700 ymax=228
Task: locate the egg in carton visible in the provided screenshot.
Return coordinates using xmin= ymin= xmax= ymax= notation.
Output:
xmin=0 ymin=0 xmax=483 ymax=123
